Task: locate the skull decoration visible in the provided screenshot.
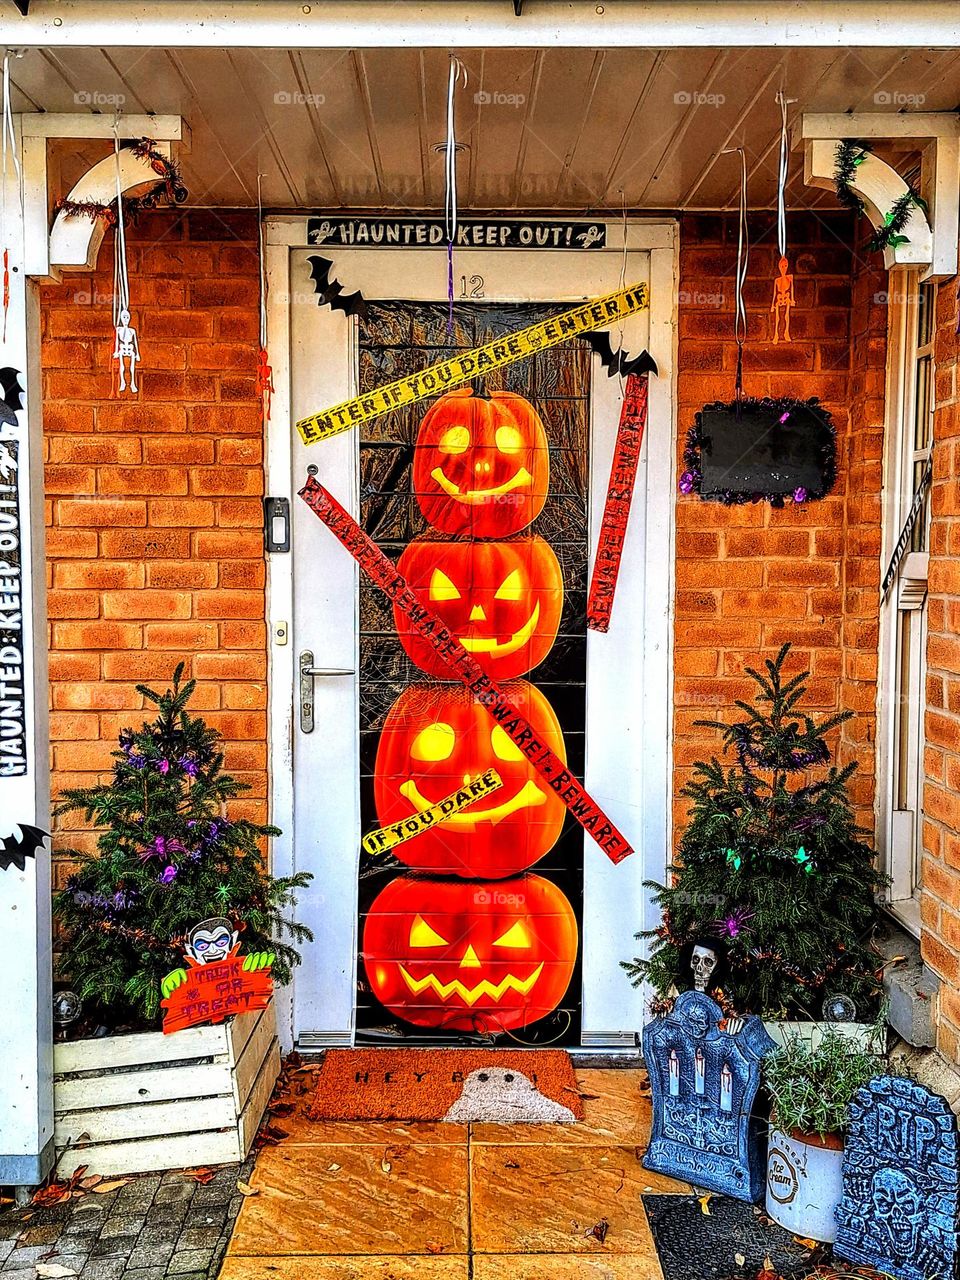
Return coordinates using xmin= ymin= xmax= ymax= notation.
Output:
xmin=870 ymin=1167 xmax=923 ymax=1261
xmin=691 ymin=943 xmax=719 ymax=993
xmin=184 ymin=917 xmax=237 ymax=965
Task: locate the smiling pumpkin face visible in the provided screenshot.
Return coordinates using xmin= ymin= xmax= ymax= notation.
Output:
xmin=412 ymin=387 xmax=550 ymax=537
xmin=374 ymin=681 xmax=566 ymax=878
xmin=362 ymin=872 xmax=578 ymax=1031
xmin=395 ymin=536 xmax=563 ymax=680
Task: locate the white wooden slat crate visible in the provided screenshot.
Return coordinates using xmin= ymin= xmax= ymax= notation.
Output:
xmin=53 ymin=1003 xmax=280 ymax=1178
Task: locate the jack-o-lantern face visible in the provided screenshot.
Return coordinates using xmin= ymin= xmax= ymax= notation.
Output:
xmin=362 ymin=873 xmax=578 ymax=1032
xmin=374 ymin=681 xmax=566 ymax=878
xmin=395 ymin=536 xmax=563 ymax=680
xmin=413 ymin=387 xmax=550 ymax=537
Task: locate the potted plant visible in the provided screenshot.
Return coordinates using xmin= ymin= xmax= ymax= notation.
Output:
xmin=622 ymin=645 xmax=886 ymax=1031
xmin=762 ymin=1026 xmax=883 ymax=1242
xmin=51 ymin=665 xmax=312 ymax=1176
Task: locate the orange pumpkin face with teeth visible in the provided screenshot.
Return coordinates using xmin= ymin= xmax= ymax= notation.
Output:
xmin=395 ymin=536 xmax=563 ymax=680
xmin=362 ymin=872 xmax=578 ymax=1031
xmin=412 ymin=387 xmax=550 ymax=537
xmin=374 ymin=681 xmax=566 ymax=878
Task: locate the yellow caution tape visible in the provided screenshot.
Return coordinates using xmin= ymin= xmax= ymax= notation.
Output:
xmin=361 ymin=769 xmax=503 ymax=857
xmin=296 ymin=282 xmax=649 ymax=444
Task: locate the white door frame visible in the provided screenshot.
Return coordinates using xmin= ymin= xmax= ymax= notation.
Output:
xmin=265 ymin=215 xmax=678 ymax=1050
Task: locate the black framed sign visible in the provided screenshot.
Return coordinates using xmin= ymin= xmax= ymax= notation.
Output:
xmin=680 ymin=397 xmax=837 ymax=507
xmin=307 ymin=217 xmax=607 ymax=251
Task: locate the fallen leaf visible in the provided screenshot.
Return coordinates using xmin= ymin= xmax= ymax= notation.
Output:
xmin=327 ymin=1163 xmax=341 ymax=1172
xmin=36 ymin=1266 xmax=78 ymax=1278
xmin=236 ymin=1180 xmax=259 ymax=1197
xmin=735 ymin=1254 xmax=746 ymax=1267
xmin=792 ymin=1237 xmax=819 ymax=1250
xmin=269 ymin=1102 xmax=295 ymax=1118
xmin=381 ymin=1156 xmax=392 ymax=1174
xmin=584 ymin=1217 xmax=609 ymax=1245
xmin=92 ymin=1179 xmax=130 ymax=1194
xmin=79 ymin=1175 xmax=102 ymax=1190
xmin=698 ymin=1193 xmax=712 ymax=1216
xmin=182 ymin=1167 xmax=217 ymax=1185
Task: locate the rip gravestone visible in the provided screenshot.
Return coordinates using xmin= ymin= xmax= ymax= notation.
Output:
xmin=834 ymin=1075 xmax=959 ymax=1280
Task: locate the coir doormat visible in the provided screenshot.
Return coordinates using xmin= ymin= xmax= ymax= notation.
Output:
xmin=308 ymin=1049 xmax=585 ymax=1123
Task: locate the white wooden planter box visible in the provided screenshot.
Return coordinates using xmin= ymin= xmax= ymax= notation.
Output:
xmin=763 ymin=1020 xmax=884 ymax=1052
xmin=53 ymin=1002 xmax=280 ymax=1178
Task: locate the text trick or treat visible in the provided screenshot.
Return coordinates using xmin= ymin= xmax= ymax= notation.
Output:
xmin=395 ymin=535 xmax=563 ymax=680
xmin=374 ymin=681 xmax=567 ymax=878
xmin=362 ymin=872 xmax=578 ymax=1032
xmin=412 ymin=386 xmax=550 ymax=537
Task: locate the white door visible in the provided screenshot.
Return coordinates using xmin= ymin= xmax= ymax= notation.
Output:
xmin=266 ymin=217 xmax=676 ymax=1050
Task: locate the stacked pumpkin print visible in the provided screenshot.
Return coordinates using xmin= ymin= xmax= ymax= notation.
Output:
xmin=362 ymin=383 xmax=580 ymax=1035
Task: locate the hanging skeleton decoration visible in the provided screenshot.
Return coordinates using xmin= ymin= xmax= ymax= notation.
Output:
xmin=113 ymin=305 xmax=140 ymax=393
xmin=770 ymin=91 xmax=796 ymax=344
xmin=111 ymin=122 xmax=139 ymax=395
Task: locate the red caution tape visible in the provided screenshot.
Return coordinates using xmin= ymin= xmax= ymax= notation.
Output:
xmin=298 ymin=476 xmax=633 ymax=865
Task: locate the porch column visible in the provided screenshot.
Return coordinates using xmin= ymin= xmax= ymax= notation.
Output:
xmin=0 ymin=116 xmax=53 ymax=1187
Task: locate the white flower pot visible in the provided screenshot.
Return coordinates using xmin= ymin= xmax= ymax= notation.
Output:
xmin=766 ymin=1125 xmax=845 ymax=1243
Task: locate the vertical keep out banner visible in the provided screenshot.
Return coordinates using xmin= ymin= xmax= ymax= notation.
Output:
xmin=587 ymin=373 xmax=649 ymax=632
xmin=0 ymin=436 xmax=26 ymax=777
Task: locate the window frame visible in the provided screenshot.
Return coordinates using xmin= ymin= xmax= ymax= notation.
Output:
xmin=877 ymin=268 xmax=934 ymax=939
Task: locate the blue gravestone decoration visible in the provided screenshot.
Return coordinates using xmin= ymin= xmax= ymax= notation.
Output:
xmin=834 ymin=1075 xmax=959 ymax=1280
xmin=642 ymin=990 xmax=775 ymax=1202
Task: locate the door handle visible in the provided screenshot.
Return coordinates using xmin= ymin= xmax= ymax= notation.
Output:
xmin=299 ymin=650 xmax=355 ymax=734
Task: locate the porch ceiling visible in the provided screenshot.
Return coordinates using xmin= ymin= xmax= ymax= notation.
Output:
xmin=13 ymin=44 xmax=960 ymax=211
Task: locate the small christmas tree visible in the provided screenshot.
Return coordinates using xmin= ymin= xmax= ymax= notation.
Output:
xmin=624 ymin=644 xmax=885 ymax=1019
xmin=54 ymin=665 xmax=312 ymax=1029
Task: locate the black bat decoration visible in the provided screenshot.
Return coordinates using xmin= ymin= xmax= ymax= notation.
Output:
xmin=0 ymin=367 xmax=24 ymax=427
xmin=0 ymin=824 xmax=48 ymax=872
xmin=307 ymin=256 xmax=368 ymax=320
xmin=584 ymin=333 xmax=658 ymax=379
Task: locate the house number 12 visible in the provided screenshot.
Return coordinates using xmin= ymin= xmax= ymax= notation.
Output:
xmin=459 ymin=274 xmax=485 ymax=298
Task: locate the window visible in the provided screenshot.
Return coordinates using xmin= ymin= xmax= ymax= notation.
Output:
xmin=879 ymin=273 xmax=934 ymax=936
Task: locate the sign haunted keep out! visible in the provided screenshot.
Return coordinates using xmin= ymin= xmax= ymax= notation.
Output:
xmin=0 ymin=437 xmax=26 ymax=778
xmin=308 ymin=217 xmax=607 ymax=251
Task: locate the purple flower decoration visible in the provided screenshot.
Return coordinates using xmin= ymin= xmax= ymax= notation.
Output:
xmin=179 ymin=756 xmax=199 ymax=777
xmin=129 ymin=754 xmax=147 ymax=771
xmin=678 ymin=471 xmax=695 ymax=495
xmin=157 ymin=759 xmax=170 ymax=775
xmin=793 ymin=486 xmax=808 ymax=503
xmin=159 ymin=865 xmax=178 ymax=884
xmin=779 ymin=411 xmax=792 ymax=425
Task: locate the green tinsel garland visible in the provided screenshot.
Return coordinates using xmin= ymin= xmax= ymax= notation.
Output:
xmin=833 ymin=139 xmax=871 ymax=215
xmin=834 ymin=138 xmax=928 ymax=255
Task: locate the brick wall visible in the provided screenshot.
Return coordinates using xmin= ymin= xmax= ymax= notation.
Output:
xmin=924 ymin=269 xmax=960 ymax=1062
xmin=674 ymin=213 xmax=885 ymax=838
xmin=42 ymin=210 xmax=268 ymax=885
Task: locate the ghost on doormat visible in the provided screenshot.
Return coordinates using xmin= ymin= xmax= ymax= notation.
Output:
xmin=443 ymin=1067 xmax=576 ymax=1124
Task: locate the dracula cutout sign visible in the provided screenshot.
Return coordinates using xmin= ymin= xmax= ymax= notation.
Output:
xmin=0 ymin=426 xmax=26 ymax=778
xmin=308 ymin=217 xmax=606 ymax=251
xmin=160 ymin=917 xmax=274 ymax=1034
